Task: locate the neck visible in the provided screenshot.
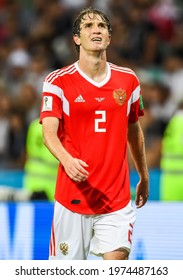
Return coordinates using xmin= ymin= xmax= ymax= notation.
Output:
xmin=77 ymin=51 xmax=108 ymax=82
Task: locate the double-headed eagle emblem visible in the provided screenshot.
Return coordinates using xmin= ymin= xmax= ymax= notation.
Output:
xmin=113 ymin=89 xmax=126 ymax=106
xmin=59 ymin=242 xmax=69 ymax=255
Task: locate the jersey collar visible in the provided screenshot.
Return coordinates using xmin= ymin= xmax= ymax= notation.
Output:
xmin=75 ymin=61 xmax=111 ymax=88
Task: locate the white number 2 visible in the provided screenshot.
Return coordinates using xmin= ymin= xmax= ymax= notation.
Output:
xmin=95 ymin=110 xmax=106 ymax=132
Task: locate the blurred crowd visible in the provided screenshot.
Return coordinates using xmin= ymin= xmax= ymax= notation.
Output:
xmin=0 ymin=0 xmax=183 ymax=172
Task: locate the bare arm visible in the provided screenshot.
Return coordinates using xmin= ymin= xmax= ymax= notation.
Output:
xmin=42 ymin=117 xmax=89 ymax=182
xmin=128 ymin=121 xmax=149 ymax=208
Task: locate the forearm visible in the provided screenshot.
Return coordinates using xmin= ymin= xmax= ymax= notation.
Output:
xmin=128 ymin=121 xmax=149 ymax=207
xmin=43 ymin=130 xmax=71 ymax=165
xmin=42 ymin=117 xmax=71 ymax=166
xmin=42 ymin=117 xmax=89 ymax=182
xmin=128 ymin=121 xmax=149 ymax=181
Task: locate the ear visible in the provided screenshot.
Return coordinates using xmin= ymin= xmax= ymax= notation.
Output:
xmin=108 ymin=35 xmax=111 ymax=45
xmin=73 ymin=34 xmax=81 ymax=47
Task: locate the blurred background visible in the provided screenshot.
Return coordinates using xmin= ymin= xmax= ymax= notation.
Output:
xmin=0 ymin=0 xmax=183 ymax=260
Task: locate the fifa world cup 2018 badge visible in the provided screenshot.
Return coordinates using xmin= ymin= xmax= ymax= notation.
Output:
xmin=59 ymin=242 xmax=69 ymax=255
xmin=113 ymin=89 xmax=126 ymax=106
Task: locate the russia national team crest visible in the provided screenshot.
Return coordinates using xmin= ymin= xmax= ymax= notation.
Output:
xmin=59 ymin=242 xmax=69 ymax=255
xmin=113 ymin=88 xmax=126 ymax=106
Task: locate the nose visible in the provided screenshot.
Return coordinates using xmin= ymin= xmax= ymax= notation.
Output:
xmin=93 ymin=24 xmax=101 ymax=33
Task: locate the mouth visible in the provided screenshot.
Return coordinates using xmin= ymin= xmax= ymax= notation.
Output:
xmin=91 ymin=37 xmax=102 ymax=42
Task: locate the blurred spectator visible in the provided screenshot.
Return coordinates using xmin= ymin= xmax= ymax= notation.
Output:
xmin=26 ymin=53 xmax=52 ymax=96
xmin=28 ymin=0 xmax=74 ymax=69
xmin=160 ymin=101 xmax=183 ymax=200
xmin=8 ymin=110 xmax=26 ymax=169
xmin=147 ymin=82 xmax=175 ymax=125
xmin=140 ymin=83 xmax=171 ymax=169
xmin=0 ymin=0 xmax=31 ymax=43
xmin=0 ymin=91 xmax=26 ymax=169
xmin=122 ymin=5 xmax=160 ymax=67
xmin=23 ymin=118 xmax=58 ymax=201
xmin=0 ymin=93 xmax=11 ymax=168
xmin=4 ymin=47 xmax=31 ymax=96
xmin=61 ymin=0 xmax=111 ymax=13
xmin=11 ymin=83 xmax=40 ymax=127
xmin=162 ymin=52 xmax=183 ymax=107
xmin=146 ymin=0 xmax=180 ymax=42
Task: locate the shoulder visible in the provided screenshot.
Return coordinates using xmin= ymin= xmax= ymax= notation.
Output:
xmin=109 ymin=62 xmax=139 ymax=80
xmin=44 ymin=63 xmax=77 ymax=84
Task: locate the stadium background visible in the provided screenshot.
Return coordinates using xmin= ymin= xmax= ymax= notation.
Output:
xmin=0 ymin=0 xmax=183 ymax=260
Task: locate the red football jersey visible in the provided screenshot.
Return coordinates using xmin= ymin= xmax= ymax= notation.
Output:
xmin=40 ymin=62 xmax=144 ymax=214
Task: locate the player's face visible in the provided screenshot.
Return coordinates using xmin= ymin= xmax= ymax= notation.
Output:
xmin=73 ymin=13 xmax=111 ymax=53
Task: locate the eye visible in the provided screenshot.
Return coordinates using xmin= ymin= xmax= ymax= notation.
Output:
xmin=85 ymin=23 xmax=92 ymax=28
xmin=99 ymin=23 xmax=107 ymax=29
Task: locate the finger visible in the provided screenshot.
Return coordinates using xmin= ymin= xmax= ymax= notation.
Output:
xmin=75 ymin=165 xmax=89 ymax=176
xmin=76 ymin=168 xmax=89 ymax=177
xmin=136 ymin=200 xmax=143 ymax=208
xmin=135 ymin=195 xmax=140 ymax=206
xmin=79 ymin=160 xmax=89 ymax=167
xmin=136 ymin=195 xmax=148 ymax=208
xmin=71 ymin=172 xmax=87 ymax=182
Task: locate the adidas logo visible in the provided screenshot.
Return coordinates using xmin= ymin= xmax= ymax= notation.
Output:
xmin=74 ymin=95 xmax=85 ymax=102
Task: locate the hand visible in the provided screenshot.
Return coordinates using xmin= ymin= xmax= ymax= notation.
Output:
xmin=135 ymin=179 xmax=149 ymax=208
xmin=62 ymin=155 xmax=89 ymax=182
